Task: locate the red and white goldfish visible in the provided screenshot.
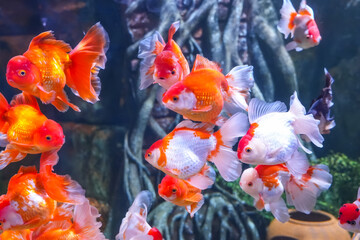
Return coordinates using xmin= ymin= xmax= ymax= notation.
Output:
xmin=237 ymin=92 xmax=323 ymax=176
xmin=138 ymin=21 xmax=190 ymax=90
xmin=0 ymin=229 xmax=31 ymax=240
xmin=162 ymin=55 xmax=254 ymax=124
xmin=278 ymin=0 xmax=321 ymax=51
xmin=338 ymin=188 xmax=360 ymax=234
xmin=145 ymin=113 xmax=248 ymax=190
xmin=0 ymin=93 xmax=64 ymax=170
xmin=6 ymin=23 xmax=109 ymax=112
xmin=116 ymin=191 xmax=162 ymax=240
xmin=158 ymin=175 xmax=203 ymax=218
xmin=31 ymin=199 xmax=106 ymax=240
xmin=0 ymin=166 xmax=57 ymax=233
xmin=240 ymin=163 xmax=332 ymax=223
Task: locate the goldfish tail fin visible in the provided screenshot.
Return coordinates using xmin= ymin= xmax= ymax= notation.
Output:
xmin=40 ymin=152 xmax=86 ymax=204
xmin=268 ymin=199 xmax=290 ymax=223
xmin=73 ymin=199 xmax=106 ymax=240
xmin=0 ymin=146 xmax=27 ymax=170
xmin=186 ymin=196 xmax=204 ymax=218
xmin=32 ymin=221 xmax=72 ymax=239
xmin=67 ymin=22 xmax=109 ymax=103
xmin=285 ymin=150 xmax=309 ymax=176
xmin=224 ymin=65 xmax=254 ymax=112
xmin=277 ymin=0 xmax=297 ymax=39
xmin=210 ymin=113 xmax=248 ymax=181
xmin=186 ymin=164 xmax=215 ymax=190
xmin=0 ymin=93 xmax=10 ymax=131
xmin=117 ymin=191 xmax=153 ymax=240
xmin=138 ymin=32 xmax=165 ymax=90
xmin=289 ymin=92 xmax=324 ymax=148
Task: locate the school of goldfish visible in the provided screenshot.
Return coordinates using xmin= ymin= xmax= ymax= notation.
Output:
xmin=0 ymin=0 xmax=353 ymax=239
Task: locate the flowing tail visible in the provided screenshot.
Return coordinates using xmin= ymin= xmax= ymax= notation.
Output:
xmin=223 ymin=65 xmax=254 ymax=113
xmin=138 ymin=30 xmax=165 ymax=90
xmin=65 ymin=22 xmax=109 ymax=103
xmin=285 ymin=164 xmax=332 ymax=214
xmin=211 ymin=112 xmax=249 ymax=181
xmin=289 ymin=91 xmax=324 ymax=150
xmin=277 ymin=0 xmax=297 ymax=39
xmin=73 ymin=199 xmax=106 ymax=240
xmin=266 ymin=198 xmax=290 ymax=223
xmin=39 ymin=151 xmax=86 ymax=204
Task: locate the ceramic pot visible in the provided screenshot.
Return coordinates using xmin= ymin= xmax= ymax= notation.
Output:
xmin=267 ymin=209 xmax=351 ymax=240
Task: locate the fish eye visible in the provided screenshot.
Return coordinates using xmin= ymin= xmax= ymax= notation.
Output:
xmin=356 ymin=208 xmax=359 ymax=212
xmin=245 ymin=147 xmax=252 ymax=153
xmin=172 ymin=96 xmax=179 ymax=102
xmin=172 ymin=188 xmax=177 ymax=193
xmin=159 ymin=77 xmax=165 ymax=80
xmin=171 ymin=70 xmax=176 ymax=75
xmin=46 ymin=135 xmax=52 ymax=141
xmin=18 ymin=70 xmax=26 ymax=77
xmin=147 ymin=152 xmax=152 ymax=158
xmin=248 ymin=182 xmax=253 ymax=187
xmin=352 ymin=221 xmax=356 ymax=225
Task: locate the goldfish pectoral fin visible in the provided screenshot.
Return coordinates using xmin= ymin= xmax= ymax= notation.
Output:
xmin=40 ymin=150 xmax=60 ymax=169
xmin=186 ymin=196 xmax=204 ymax=218
xmin=37 ymin=85 xmax=56 ymax=104
xmin=269 ymin=199 xmax=290 ymax=223
xmin=255 ymin=197 xmax=265 ymax=210
xmin=186 ymin=165 xmax=215 ymax=190
xmin=187 ymin=193 xmax=203 ymax=203
xmin=56 ymin=90 xmax=81 ymax=112
xmin=285 ymin=41 xmax=298 ymax=51
xmin=192 ymin=105 xmax=212 ymax=112
xmin=32 ymin=220 xmax=72 ymax=239
xmin=22 ymin=217 xmax=42 ymax=229
xmin=0 ymin=133 xmax=9 ymax=147
xmin=0 ymin=146 xmax=27 ymax=170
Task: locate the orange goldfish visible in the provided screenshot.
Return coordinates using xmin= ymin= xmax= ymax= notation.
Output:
xmin=0 ymin=229 xmax=31 ymax=240
xmin=158 ymin=175 xmax=203 ymax=218
xmin=278 ymin=0 xmax=321 ymax=51
xmin=138 ymin=21 xmax=190 ymax=90
xmin=162 ymin=55 xmax=254 ymax=124
xmin=116 ymin=191 xmax=163 ymax=240
xmin=0 ymin=93 xmax=64 ymax=170
xmin=240 ymin=163 xmax=332 ymax=223
xmin=31 ymin=199 xmax=106 ymax=240
xmin=145 ymin=113 xmax=248 ymax=190
xmin=6 ymin=23 xmax=109 ymax=112
xmin=0 ymin=166 xmax=57 ymax=233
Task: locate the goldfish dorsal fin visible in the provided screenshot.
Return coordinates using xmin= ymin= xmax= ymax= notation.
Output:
xmin=32 ymin=220 xmax=72 ymax=239
xmin=248 ymin=98 xmax=287 ymax=123
xmin=29 ymin=31 xmax=72 ymax=53
xmin=299 ymin=0 xmax=314 ymax=18
xmin=129 ymin=190 xmax=153 ymax=217
xmin=10 ymin=92 xmax=40 ymax=110
xmin=175 ymin=120 xmax=214 ymax=133
xmin=168 ymin=21 xmax=180 ymax=43
xmin=18 ymin=165 xmax=37 ymax=174
xmin=192 ymin=55 xmax=222 ymax=72
xmin=138 ymin=32 xmax=166 ymax=90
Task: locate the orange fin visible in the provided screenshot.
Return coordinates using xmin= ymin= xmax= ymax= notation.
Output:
xmin=255 ymin=197 xmax=265 ymax=210
xmin=37 ymin=85 xmax=56 ymax=104
xmin=32 ymin=220 xmax=72 ymax=239
xmin=0 ymin=146 xmax=27 ymax=170
xmin=55 ymin=90 xmax=81 ymax=112
xmin=10 ymin=92 xmax=40 ymax=110
xmin=185 ymin=196 xmax=204 ymax=218
xmin=167 ymin=21 xmax=180 ymax=44
xmin=28 ymin=31 xmax=72 ymax=53
xmin=0 ymin=93 xmax=10 ymax=132
xmin=66 ymin=23 xmax=109 ymax=104
xmin=40 ymin=152 xmax=86 ymax=204
xmin=192 ymin=55 xmax=222 ymax=72
xmin=186 ymin=192 xmax=203 ymax=203
xmin=52 ymin=203 xmax=74 ymax=221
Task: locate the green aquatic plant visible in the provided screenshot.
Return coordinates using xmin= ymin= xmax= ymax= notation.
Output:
xmin=316 ymin=152 xmax=360 ymax=216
